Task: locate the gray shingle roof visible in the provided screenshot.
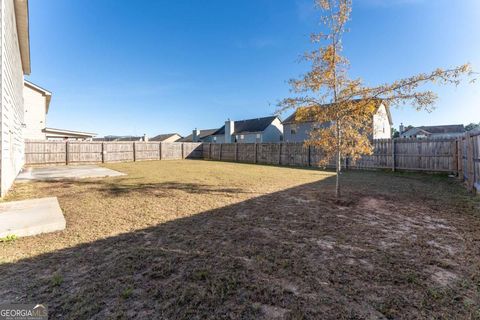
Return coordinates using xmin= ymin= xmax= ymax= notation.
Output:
xmin=179 ymin=129 xmax=219 ymax=142
xmin=214 ymin=116 xmax=278 ymax=135
xmin=406 ymin=125 xmax=465 ymax=135
xmin=95 ymin=135 xmax=144 ymax=141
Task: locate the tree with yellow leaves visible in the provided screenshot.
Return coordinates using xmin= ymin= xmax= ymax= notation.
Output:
xmin=279 ymin=0 xmax=474 ymax=198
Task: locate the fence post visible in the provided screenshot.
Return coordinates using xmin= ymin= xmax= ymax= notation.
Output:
xmin=133 ymin=142 xmax=136 ymax=162
xmin=454 ymin=139 xmax=459 ymax=176
xmin=235 ymin=143 xmax=238 ymax=162
xmin=65 ymin=141 xmax=69 ymax=165
xmin=219 ymin=143 xmax=223 ymax=161
xmin=467 ymin=133 xmax=474 ymax=190
xmin=392 ymin=139 xmax=396 ymax=172
xmin=308 ymin=145 xmax=311 ymax=167
xmin=278 ymin=143 xmax=282 ymax=165
xmin=159 ymin=143 xmax=162 ymax=160
xmin=101 ymin=142 xmax=105 ymax=163
xmin=254 ymin=143 xmax=257 ymax=164
xmin=182 ymin=143 xmax=185 ymax=159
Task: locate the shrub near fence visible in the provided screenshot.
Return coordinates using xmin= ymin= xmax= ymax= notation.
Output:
xmin=25 ymin=141 xmax=203 ymax=165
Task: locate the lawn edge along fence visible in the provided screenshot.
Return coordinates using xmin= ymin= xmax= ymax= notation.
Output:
xmin=203 ymin=135 xmax=480 ymax=193
xmin=24 ymin=133 xmax=480 ymax=193
xmin=25 ymin=141 xmax=203 ymax=165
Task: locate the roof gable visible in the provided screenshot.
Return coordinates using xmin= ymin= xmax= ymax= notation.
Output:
xmin=24 ymin=80 xmax=52 ymax=113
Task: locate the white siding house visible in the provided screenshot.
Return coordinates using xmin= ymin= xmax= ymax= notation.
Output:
xmin=24 ymin=80 xmax=96 ymax=141
xmin=0 ymin=0 xmax=30 ymax=196
xmin=283 ymin=100 xmax=393 ymax=143
xmin=23 ymin=80 xmax=50 ymax=140
xmin=372 ymin=103 xmax=392 ymax=139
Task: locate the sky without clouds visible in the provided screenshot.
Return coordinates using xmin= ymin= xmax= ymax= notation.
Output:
xmin=27 ymin=0 xmax=479 ymax=137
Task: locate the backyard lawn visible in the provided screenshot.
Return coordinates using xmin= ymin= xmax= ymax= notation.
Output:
xmin=1 ymin=160 xmax=479 ymax=319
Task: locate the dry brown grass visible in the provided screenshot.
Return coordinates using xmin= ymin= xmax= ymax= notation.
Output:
xmin=0 ymin=160 xmax=479 ymax=319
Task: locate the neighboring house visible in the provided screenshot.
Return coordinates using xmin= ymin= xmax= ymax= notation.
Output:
xmin=0 ymin=0 xmax=31 ymax=196
xmin=95 ymin=135 xmax=148 ymax=142
xmin=23 ymin=80 xmax=96 ymax=141
xmin=180 ymin=128 xmax=219 ymax=143
xmin=43 ymin=128 xmax=96 ymax=141
xmin=23 ymin=80 xmax=51 ymax=140
xmin=211 ymin=116 xmax=283 ymax=143
xmin=150 ymin=133 xmax=182 ymax=142
xmin=283 ymin=100 xmax=392 ymax=142
xmin=400 ymin=124 xmax=466 ymax=139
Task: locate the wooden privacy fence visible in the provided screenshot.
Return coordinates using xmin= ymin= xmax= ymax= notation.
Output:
xmin=25 ymin=141 xmax=203 ymax=165
xmin=458 ymin=131 xmax=480 ymax=192
xmin=203 ymin=138 xmax=459 ymax=173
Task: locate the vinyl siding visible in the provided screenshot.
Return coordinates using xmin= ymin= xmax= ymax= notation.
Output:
xmin=372 ymin=103 xmax=391 ymax=139
xmin=23 ymin=83 xmax=47 ymax=140
xmin=284 ymin=104 xmax=391 ymax=142
xmin=1 ymin=0 xmax=25 ymax=195
xmin=283 ymin=122 xmax=314 ymax=143
xmin=261 ymin=118 xmax=283 ymax=142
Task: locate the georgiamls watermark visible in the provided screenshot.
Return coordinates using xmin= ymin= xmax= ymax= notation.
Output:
xmin=0 ymin=304 xmax=47 ymax=320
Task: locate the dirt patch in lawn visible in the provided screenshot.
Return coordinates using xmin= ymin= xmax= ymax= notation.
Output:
xmin=1 ymin=160 xmax=480 ymax=319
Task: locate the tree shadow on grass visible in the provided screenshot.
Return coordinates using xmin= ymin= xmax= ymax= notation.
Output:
xmin=102 ymin=181 xmax=251 ymax=197
xmin=0 ymin=174 xmax=478 ymax=319
xmin=45 ymin=179 xmax=253 ymax=197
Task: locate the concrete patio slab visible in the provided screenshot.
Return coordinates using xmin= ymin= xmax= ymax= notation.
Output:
xmin=0 ymin=197 xmax=66 ymax=238
xmin=16 ymin=165 xmax=125 ymax=182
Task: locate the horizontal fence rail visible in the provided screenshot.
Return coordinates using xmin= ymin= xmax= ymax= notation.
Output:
xmin=25 ymin=141 xmax=203 ymax=165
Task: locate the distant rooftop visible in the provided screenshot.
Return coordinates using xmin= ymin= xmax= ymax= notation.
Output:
xmin=412 ymin=125 xmax=466 ymax=134
xmin=179 ymin=129 xmax=218 ymax=142
xmin=214 ymin=116 xmax=279 ymax=135
xmin=150 ymin=133 xmax=182 ymax=142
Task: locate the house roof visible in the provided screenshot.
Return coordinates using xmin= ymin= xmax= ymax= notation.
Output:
xmin=179 ymin=129 xmax=219 ymax=142
xmin=14 ymin=0 xmax=31 ymax=75
xmin=43 ymin=127 xmax=96 ymax=138
xmin=98 ymin=135 xmax=144 ymax=141
xmin=283 ymin=99 xmax=392 ymax=125
xmin=24 ymin=80 xmax=52 ymax=113
xmin=150 ymin=133 xmax=182 ymax=142
xmin=403 ymin=125 xmax=465 ymax=136
xmin=214 ymin=116 xmax=279 ymax=135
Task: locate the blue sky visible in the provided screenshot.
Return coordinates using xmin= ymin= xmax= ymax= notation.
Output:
xmin=27 ymin=0 xmax=479 ymax=137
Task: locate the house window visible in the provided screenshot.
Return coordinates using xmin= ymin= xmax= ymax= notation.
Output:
xmin=213 ymin=136 xmax=217 ymax=142
xmin=240 ymin=135 xmax=244 ymax=140
xmin=290 ymin=124 xmax=297 ymax=135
